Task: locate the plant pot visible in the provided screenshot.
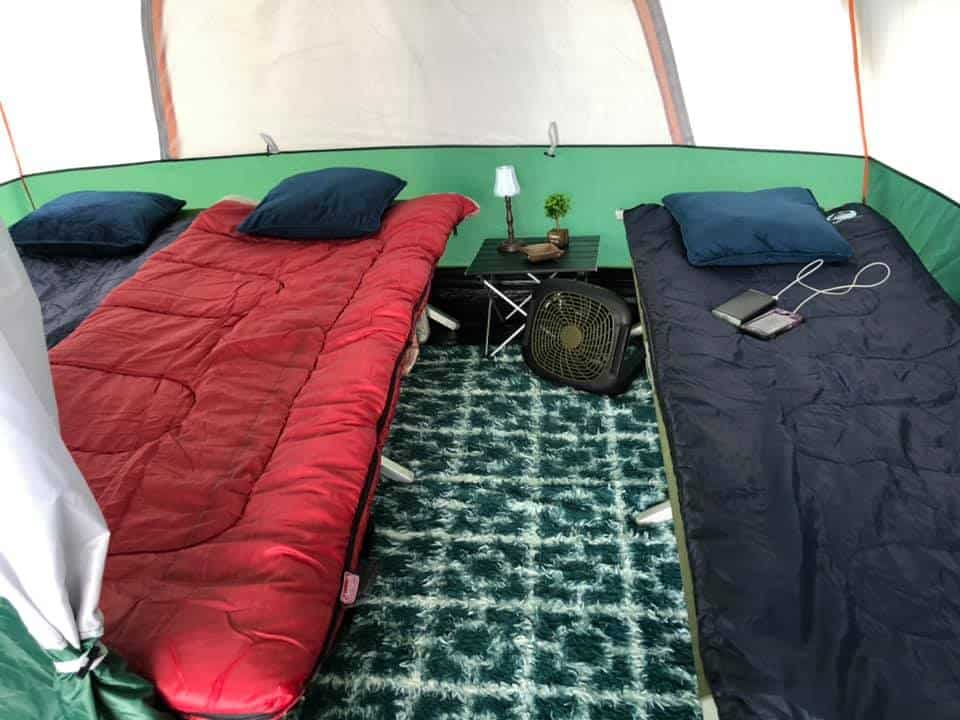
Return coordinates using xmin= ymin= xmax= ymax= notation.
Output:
xmin=547 ymin=228 xmax=570 ymax=248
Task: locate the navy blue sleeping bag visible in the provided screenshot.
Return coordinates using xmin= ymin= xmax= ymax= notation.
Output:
xmin=18 ymin=214 xmax=195 ymax=347
xmin=625 ymin=203 xmax=960 ymax=720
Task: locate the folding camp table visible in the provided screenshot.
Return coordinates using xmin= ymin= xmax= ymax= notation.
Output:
xmin=465 ymin=236 xmax=600 ymax=357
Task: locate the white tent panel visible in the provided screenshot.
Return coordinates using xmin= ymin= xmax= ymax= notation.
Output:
xmin=0 ymin=222 xmax=56 ymax=419
xmin=858 ymin=0 xmax=960 ymax=200
xmin=162 ymin=0 xmax=670 ymax=156
xmin=662 ymin=1 xmax=862 ymax=155
xmin=0 ymin=221 xmax=110 ymax=653
xmin=0 ymin=59 xmax=18 ymax=184
xmin=0 ymin=1 xmax=160 ymax=175
xmin=0 ymin=129 xmax=17 ymax=185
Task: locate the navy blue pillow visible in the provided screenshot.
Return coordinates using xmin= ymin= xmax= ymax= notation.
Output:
xmin=11 ymin=191 xmax=185 ymax=257
xmin=662 ymin=187 xmax=853 ymax=267
xmin=237 ymin=167 xmax=407 ymax=239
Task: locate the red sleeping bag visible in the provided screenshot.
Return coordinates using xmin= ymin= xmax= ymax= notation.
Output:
xmin=49 ymin=194 xmax=477 ymax=718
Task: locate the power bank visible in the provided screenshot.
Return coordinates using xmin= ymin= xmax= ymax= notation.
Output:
xmin=711 ymin=289 xmax=776 ymax=327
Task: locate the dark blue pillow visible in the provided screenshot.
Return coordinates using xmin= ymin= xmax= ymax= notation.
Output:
xmin=237 ymin=167 xmax=407 ymax=239
xmin=662 ymin=187 xmax=853 ymax=267
xmin=10 ymin=191 xmax=185 ymax=257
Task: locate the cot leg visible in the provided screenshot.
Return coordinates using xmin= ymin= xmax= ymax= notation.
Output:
xmin=634 ymin=501 xmax=672 ymax=525
xmin=381 ymin=456 xmax=415 ymax=484
xmin=426 ymin=305 xmax=460 ymax=331
xmin=416 ymin=312 xmax=431 ymax=344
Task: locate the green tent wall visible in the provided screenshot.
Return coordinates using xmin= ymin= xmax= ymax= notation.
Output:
xmin=2 ymin=148 xmax=958 ymax=302
xmin=0 ymin=146 xmax=865 ymax=268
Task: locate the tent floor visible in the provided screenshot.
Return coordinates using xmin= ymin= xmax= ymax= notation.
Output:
xmin=291 ymin=344 xmax=698 ymax=719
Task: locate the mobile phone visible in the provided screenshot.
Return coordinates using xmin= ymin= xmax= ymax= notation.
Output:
xmin=740 ymin=308 xmax=803 ymax=340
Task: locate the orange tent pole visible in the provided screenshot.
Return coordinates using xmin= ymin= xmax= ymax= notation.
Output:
xmin=0 ymin=101 xmax=36 ymax=211
xmin=848 ymin=0 xmax=870 ymax=202
xmin=633 ymin=0 xmax=687 ymax=145
xmin=150 ymin=0 xmax=180 ymax=159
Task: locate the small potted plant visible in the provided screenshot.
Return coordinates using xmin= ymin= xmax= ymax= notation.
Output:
xmin=544 ymin=192 xmax=571 ymax=248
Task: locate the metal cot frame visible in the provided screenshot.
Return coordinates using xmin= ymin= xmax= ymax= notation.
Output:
xmin=379 ymin=305 xmax=459 ymax=484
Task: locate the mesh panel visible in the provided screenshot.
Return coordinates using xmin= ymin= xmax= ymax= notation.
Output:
xmin=530 ymin=291 xmax=616 ymax=381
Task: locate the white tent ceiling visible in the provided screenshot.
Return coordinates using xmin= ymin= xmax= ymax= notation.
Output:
xmin=0 ymin=120 xmax=17 ymax=185
xmin=0 ymin=1 xmax=158 ymax=177
xmin=0 ymin=1 xmax=956 ymax=204
xmin=662 ymin=1 xmax=861 ymax=155
xmin=858 ymin=0 xmax=960 ymax=201
xmin=163 ymin=0 xmax=670 ymax=156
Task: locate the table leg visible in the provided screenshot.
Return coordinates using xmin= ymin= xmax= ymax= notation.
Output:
xmin=484 ymin=291 xmax=493 ymax=356
xmin=490 ymin=324 xmax=525 ymax=357
xmin=483 ymin=278 xmax=531 ymax=357
xmin=504 ymin=293 xmax=533 ymax=320
xmin=483 ymin=279 xmax=529 ymax=316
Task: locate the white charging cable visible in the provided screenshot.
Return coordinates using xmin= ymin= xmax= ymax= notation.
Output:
xmin=791 ymin=261 xmax=891 ymax=314
xmin=772 ymin=259 xmax=826 ymax=300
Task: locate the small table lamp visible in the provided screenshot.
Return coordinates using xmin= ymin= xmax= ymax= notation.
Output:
xmin=494 ymin=165 xmax=523 ymax=253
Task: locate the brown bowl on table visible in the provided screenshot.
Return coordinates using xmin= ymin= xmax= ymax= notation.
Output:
xmin=522 ymin=243 xmax=565 ymax=263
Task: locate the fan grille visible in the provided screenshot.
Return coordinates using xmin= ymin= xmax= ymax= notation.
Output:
xmin=530 ymin=291 xmax=616 ymax=381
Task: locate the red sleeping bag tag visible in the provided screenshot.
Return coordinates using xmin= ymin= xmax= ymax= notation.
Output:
xmin=340 ymin=572 xmax=361 ymax=605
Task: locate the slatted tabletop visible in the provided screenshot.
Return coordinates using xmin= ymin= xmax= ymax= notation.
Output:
xmin=465 ymin=236 xmax=600 ymax=277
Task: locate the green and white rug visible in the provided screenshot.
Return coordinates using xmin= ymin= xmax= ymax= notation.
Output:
xmin=294 ymin=346 xmax=699 ymax=720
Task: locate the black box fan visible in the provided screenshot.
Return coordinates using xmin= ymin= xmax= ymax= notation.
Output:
xmin=522 ymin=280 xmax=645 ymax=395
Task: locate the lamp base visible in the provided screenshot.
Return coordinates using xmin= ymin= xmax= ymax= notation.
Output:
xmin=497 ymin=196 xmax=523 ymax=253
xmin=497 ymin=238 xmax=525 ymax=254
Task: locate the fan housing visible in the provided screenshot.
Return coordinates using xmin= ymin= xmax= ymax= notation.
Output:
xmin=522 ymin=279 xmax=644 ymax=395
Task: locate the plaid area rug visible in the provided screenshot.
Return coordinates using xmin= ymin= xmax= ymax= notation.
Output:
xmin=293 ymin=346 xmax=699 ymax=720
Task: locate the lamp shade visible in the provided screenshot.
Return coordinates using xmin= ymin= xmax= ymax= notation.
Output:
xmin=493 ymin=165 xmax=520 ymax=197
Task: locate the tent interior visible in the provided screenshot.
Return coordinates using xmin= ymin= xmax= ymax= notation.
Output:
xmin=1 ymin=2 xmax=958 ymax=719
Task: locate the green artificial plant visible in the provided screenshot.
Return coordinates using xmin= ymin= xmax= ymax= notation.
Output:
xmin=544 ymin=192 xmax=572 ymax=230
